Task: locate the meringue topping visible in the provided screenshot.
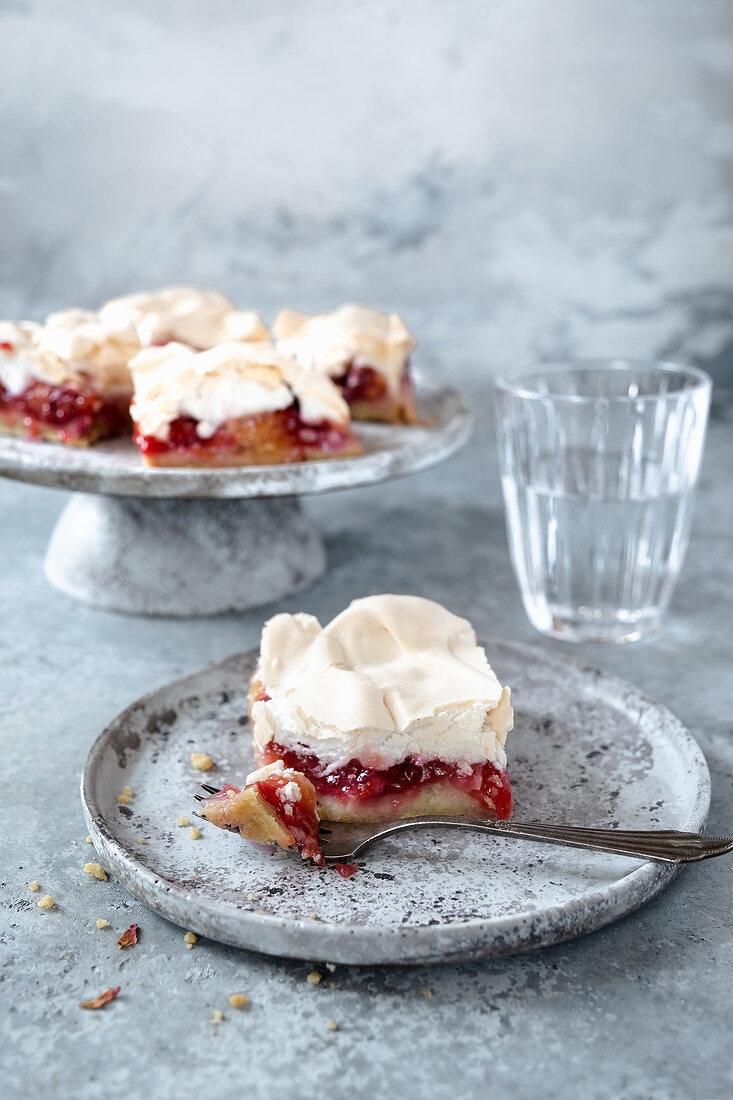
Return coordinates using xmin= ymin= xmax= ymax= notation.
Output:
xmin=1 ymin=310 xmax=136 ymax=395
xmin=129 ymin=340 xmax=352 ymax=440
xmin=100 ymin=286 xmax=268 ymax=350
xmin=251 ymin=595 xmax=513 ymax=770
xmin=273 ymin=304 xmax=417 ymax=394
xmin=0 ymin=321 xmax=42 ymax=396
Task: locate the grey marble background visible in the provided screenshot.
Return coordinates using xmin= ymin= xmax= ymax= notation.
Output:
xmin=2 ymin=0 xmax=733 ymax=388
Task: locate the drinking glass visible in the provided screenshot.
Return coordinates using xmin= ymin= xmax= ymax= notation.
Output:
xmin=495 ymin=359 xmax=712 ymax=644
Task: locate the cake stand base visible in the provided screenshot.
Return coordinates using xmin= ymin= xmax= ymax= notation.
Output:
xmin=44 ymin=493 xmax=326 ymax=617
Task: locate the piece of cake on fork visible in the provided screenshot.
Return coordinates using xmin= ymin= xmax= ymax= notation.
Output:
xmin=201 ymin=761 xmax=325 ymax=866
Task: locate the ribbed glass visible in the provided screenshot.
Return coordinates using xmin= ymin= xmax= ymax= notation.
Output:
xmin=495 ymin=360 xmax=712 ymax=644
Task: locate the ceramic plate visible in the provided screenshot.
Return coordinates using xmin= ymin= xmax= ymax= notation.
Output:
xmin=0 ymin=371 xmax=470 ymax=498
xmin=81 ymin=641 xmax=710 ymax=965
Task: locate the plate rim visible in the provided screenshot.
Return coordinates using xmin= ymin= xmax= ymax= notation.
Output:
xmin=0 ymin=371 xmax=472 ymax=499
xmin=80 ymin=640 xmax=711 ymax=965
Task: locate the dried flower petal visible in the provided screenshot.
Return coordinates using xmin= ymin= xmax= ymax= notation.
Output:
xmin=117 ymin=923 xmax=138 ymax=949
xmin=80 ymin=986 xmax=121 ymax=1010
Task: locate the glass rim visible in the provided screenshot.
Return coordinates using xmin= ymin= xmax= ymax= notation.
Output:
xmin=495 ymin=358 xmax=712 ymax=404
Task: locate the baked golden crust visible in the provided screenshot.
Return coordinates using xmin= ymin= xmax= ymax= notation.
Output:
xmin=202 ymin=785 xmax=296 ymax=848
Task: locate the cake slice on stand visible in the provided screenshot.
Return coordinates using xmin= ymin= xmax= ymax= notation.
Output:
xmin=129 ymin=340 xmax=364 ymax=467
xmin=273 ymin=304 xmax=419 ymax=424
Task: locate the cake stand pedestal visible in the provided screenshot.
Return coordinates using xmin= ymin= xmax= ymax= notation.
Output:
xmin=0 ymin=374 xmax=471 ymax=616
xmin=44 ymin=495 xmax=326 ymax=616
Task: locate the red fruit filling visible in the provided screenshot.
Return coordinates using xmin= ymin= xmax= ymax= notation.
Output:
xmin=0 ymin=379 xmax=130 ymax=442
xmin=333 ymin=863 xmax=359 ymax=879
xmin=208 ymin=778 xmax=324 ymax=866
xmin=135 ymin=406 xmax=358 ymax=461
xmin=335 ymin=362 xmax=390 ymax=405
xmin=259 ymin=743 xmax=513 ymax=819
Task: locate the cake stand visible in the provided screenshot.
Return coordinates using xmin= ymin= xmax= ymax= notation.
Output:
xmin=0 ymin=373 xmax=471 ymax=616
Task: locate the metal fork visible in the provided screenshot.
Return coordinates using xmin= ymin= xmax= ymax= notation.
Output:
xmin=195 ymin=786 xmax=733 ymax=865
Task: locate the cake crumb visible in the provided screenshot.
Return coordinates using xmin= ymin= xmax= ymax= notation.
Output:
xmin=95 ymin=918 xmax=110 ymax=929
xmin=178 ymin=816 xmax=190 ymax=827
xmin=190 ymin=752 xmax=214 ymax=771
xmin=123 ymin=785 xmax=133 ymax=796
xmin=423 ymin=989 xmax=433 ymax=998
xmin=83 ymin=862 xmax=108 ymax=881
xmin=209 ymin=1009 xmax=224 ymax=1024
xmin=228 ymin=994 xmax=249 ymax=1008
xmin=117 ymin=793 xmax=130 ymax=805
xmin=309 ymin=912 xmax=317 ymax=921
xmin=256 ymin=909 xmax=265 ymax=915
xmin=327 ymin=1020 xmax=339 ymax=1031
xmin=306 ymin=971 xmax=322 ymax=986
xmin=86 ymin=836 xmax=93 ymax=844
xmin=184 ymin=931 xmax=198 ymax=948
xmin=138 ymin=838 xmax=147 ymax=845
xmin=37 ymin=894 xmax=55 ymax=910
xmin=29 ymin=881 xmax=40 ymax=892
xmin=246 ymin=893 xmax=255 ymax=901
xmin=71 ymin=840 xmax=77 ymax=846
xmin=189 ymin=827 xmax=201 ymax=840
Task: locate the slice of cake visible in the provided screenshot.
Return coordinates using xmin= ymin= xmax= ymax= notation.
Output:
xmin=129 ymin=340 xmax=364 ymax=467
xmin=272 ymin=304 xmax=418 ymax=423
xmin=201 ymin=761 xmax=324 ymax=866
xmin=248 ymin=594 xmax=514 ymax=823
xmin=100 ymin=286 xmax=268 ymax=350
xmin=0 ymin=310 xmax=136 ymax=445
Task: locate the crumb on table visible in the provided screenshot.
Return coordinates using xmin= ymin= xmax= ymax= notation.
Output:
xmin=178 ymin=817 xmax=190 ymax=827
xmin=189 ymin=827 xmax=201 ymax=840
xmin=83 ymin=862 xmax=108 ymax=881
xmin=190 ymin=752 xmax=214 ymax=771
xmin=95 ymin=918 xmax=110 ymax=929
xmin=37 ymin=894 xmax=55 ymax=910
xmin=184 ymin=931 xmax=198 ymax=948
xmin=29 ymin=881 xmax=40 ymax=892
xmin=228 ymin=993 xmax=249 ymax=1008
xmin=306 ymin=971 xmax=322 ymax=986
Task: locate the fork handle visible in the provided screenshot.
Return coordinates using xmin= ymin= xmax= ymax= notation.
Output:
xmin=356 ymin=817 xmax=733 ymax=864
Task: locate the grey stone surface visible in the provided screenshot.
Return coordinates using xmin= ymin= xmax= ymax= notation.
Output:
xmin=80 ymin=643 xmax=709 ymax=964
xmin=2 ymin=2 xmax=732 ymax=397
xmin=1 ymin=397 xmax=732 ymax=1099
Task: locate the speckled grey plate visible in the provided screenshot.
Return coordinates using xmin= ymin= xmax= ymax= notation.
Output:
xmin=0 ymin=371 xmax=470 ymax=498
xmin=81 ymin=641 xmax=710 ymax=965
